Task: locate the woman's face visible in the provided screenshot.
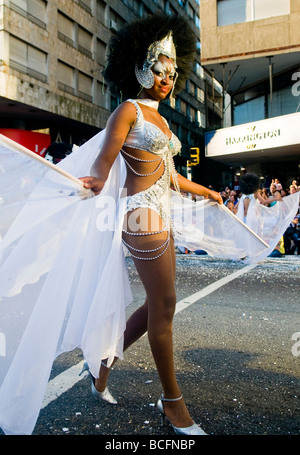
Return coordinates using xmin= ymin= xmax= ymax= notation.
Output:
xmin=144 ymin=55 xmax=176 ymax=101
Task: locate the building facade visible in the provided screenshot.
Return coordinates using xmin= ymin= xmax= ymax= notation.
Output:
xmin=0 ymin=0 xmax=223 ymax=183
xmin=200 ymin=0 xmax=300 ymax=188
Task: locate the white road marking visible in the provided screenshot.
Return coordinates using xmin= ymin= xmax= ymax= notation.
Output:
xmin=175 ymin=263 xmax=257 ymax=314
xmin=42 ymin=263 xmax=257 ymax=408
xmin=42 ymin=360 xmax=86 ymax=409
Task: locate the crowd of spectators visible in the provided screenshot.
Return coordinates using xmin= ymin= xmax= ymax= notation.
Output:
xmin=220 ymin=178 xmax=300 ymax=209
xmin=222 ymin=177 xmax=300 ymax=256
xmin=180 ymin=177 xmax=300 ymax=257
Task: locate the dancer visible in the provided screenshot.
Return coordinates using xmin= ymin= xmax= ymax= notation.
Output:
xmin=79 ymin=13 xmax=222 ymax=435
xmin=236 ymin=173 xmax=263 ymax=222
xmin=236 ymin=173 xmax=300 ymax=257
xmin=0 ymin=15 xmax=270 ymax=436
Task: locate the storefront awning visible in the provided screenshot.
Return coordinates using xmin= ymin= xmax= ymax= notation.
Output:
xmin=205 ymin=112 xmax=300 ymax=165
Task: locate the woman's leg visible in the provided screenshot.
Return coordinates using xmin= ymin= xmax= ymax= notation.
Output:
xmin=96 ymin=208 xmax=193 ymax=427
xmin=124 ymin=209 xmax=193 ymax=427
xmin=129 ymin=235 xmax=193 ymax=428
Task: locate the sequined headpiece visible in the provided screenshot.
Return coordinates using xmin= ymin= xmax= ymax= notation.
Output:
xmin=104 ymin=13 xmax=196 ymax=100
xmin=146 ymin=31 xmax=177 ymax=68
xmin=135 ymin=31 xmax=177 ymax=90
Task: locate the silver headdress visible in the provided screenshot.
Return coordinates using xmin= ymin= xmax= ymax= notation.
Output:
xmin=135 ymin=31 xmax=177 ymax=90
xmin=146 ymin=31 xmax=177 ymax=67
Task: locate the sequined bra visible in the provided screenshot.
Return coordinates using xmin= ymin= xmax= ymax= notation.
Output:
xmin=123 ymin=99 xmax=181 ymax=158
xmin=122 ymin=99 xmax=181 ymax=202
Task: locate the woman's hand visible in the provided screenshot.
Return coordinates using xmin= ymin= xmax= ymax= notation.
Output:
xmin=79 ymin=176 xmax=105 ymax=196
xmin=175 ymin=173 xmax=223 ymax=205
xmin=207 ymin=189 xmax=223 ymax=205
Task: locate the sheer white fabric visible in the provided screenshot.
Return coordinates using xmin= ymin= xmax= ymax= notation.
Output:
xmin=236 ymin=192 xmax=300 ymax=261
xmin=0 ymin=132 xmax=291 ymax=435
xmin=0 ymin=132 xmax=131 ymax=435
xmin=171 ymin=192 xmax=269 ymax=262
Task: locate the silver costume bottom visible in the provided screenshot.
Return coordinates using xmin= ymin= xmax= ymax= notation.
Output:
xmin=121 ymin=171 xmax=171 ymax=260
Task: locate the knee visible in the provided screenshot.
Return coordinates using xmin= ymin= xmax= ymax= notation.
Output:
xmin=149 ymin=291 xmax=176 ymax=323
xmin=163 ymin=292 xmax=176 ymax=320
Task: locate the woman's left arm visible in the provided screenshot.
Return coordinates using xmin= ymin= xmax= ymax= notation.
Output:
xmin=174 ymin=173 xmax=223 ymax=205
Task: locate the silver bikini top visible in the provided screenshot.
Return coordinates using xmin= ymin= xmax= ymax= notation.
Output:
xmin=123 ymin=99 xmax=181 ymax=157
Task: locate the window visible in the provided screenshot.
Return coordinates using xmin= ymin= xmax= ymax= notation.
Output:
xmin=10 ymin=0 xmax=47 ymax=28
xmin=217 ymin=0 xmax=290 ymax=26
xmin=195 ymin=62 xmax=204 ymax=79
xmin=109 ymin=9 xmax=125 ymax=31
xmin=218 ymin=0 xmax=250 ymax=25
xmin=196 ymin=87 xmax=205 ymax=103
xmin=57 ymin=12 xmax=74 ymax=47
xmin=28 ymin=0 xmax=47 ymax=24
xmin=181 ymin=126 xmax=189 ymax=142
xmin=28 ymin=46 xmax=47 ymax=75
xmin=78 ymin=26 xmax=92 ymax=58
xmin=57 ymin=61 xmax=74 ymax=94
xmin=268 ymin=86 xmax=299 ymax=118
xmin=187 ymin=4 xmax=195 ymax=21
xmin=78 ymin=71 xmax=93 ymax=102
xmin=57 ymin=62 xmax=93 ymax=102
xmin=190 ymin=106 xmax=196 ymax=122
xmin=197 ymin=111 xmax=206 ymax=127
xmin=170 ymin=121 xmax=179 ymax=136
xmin=11 ymin=0 xmax=27 ymax=10
xmin=96 ymin=0 xmax=106 ymax=21
xmin=57 ymin=13 xmax=94 ymax=58
xmin=189 ymin=80 xmax=195 ymax=95
xmin=96 ymin=38 xmax=106 ymax=65
xmin=96 ymin=80 xmax=107 ymax=107
xmin=180 ymin=100 xmax=187 ymax=115
xmin=10 ymin=36 xmax=27 ymax=68
xmin=123 ymin=0 xmax=141 ymax=15
xmin=9 ymin=35 xmax=47 ymax=81
xmin=233 ymin=95 xmax=265 ymax=125
xmin=78 ymin=0 xmax=92 ymax=14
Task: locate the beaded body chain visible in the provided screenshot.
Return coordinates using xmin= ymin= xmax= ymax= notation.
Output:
xmin=121 ymin=99 xmax=181 ymax=261
xmin=121 ymin=148 xmax=163 ymax=177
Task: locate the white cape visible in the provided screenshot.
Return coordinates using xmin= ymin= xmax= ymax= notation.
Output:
xmin=0 ymin=132 xmax=290 ymax=435
xmin=236 ymin=192 xmax=300 ymax=261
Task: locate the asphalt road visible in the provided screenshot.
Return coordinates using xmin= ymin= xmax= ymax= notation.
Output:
xmin=3 ymin=253 xmax=300 ymax=440
xmin=26 ymin=254 xmax=300 ymax=436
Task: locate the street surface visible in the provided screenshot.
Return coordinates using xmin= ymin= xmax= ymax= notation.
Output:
xmin=4 ymin=254 xmax=300 ymax=438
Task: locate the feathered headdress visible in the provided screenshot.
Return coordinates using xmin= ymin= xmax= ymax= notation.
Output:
xmin=103 ymin=13 xmax=196 ymax=100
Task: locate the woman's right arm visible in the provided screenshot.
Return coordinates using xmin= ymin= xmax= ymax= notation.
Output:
xmin=80 ymin=102 xmax=136 ymax=195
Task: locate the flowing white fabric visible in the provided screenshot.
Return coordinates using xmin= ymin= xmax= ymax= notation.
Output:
xmin=0 ymin=131 xmax=132 ymax=435
xmin=171 ymin=192 xmax=269 ymax=262
xmin=0 ymin=132 xmax=289 ymax=435
xmin=236 ymin=192 xmax=300 ymax=261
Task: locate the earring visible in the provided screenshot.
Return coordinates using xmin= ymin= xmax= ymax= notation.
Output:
xmin=135 ymin=64 xmax=154 ymax=89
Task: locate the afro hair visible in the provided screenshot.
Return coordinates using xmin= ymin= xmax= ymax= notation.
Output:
xmin=103 ymin=12 xmax=196 ymax=100
xmin=239 ymin=173 xmax=261 ymax=195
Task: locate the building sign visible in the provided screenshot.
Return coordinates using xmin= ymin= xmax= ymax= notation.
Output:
xmin=0 ymin=129 xmax=51 ymax=157
xmin=205 ymin=112 xmax=300 ymax=158
xmin=225 ymin=125 xmax=281 ymax=149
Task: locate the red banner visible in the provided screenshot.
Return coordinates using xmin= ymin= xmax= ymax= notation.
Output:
xmin=0 ymin=129 xmax=51 ymax=157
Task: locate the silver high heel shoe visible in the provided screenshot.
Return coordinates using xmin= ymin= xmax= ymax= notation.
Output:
xmin=156 ymin=395 xmax=207 ymax=435
xmin=79 ymin=361 xmax=117 ymax=405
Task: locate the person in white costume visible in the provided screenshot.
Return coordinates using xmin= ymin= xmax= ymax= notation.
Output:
xmin=236 ymin=173 xmax=300 ymax=259
xmin=0 ymin=14 xmax=279 ymax=436
xmin=79 ymin=14 xmax=222 ymax=435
